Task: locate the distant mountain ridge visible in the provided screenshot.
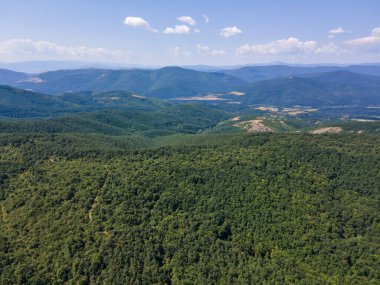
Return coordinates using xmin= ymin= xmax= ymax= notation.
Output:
xmin=221 ymin=65 xmax=380 ymax=82
xmin=240 ymin=71 xmax=380 ymax=107
xmin=2 ymin=66 xmax=247 ymax=97
xmin=2 ymin=64 xmax=380 ymax=97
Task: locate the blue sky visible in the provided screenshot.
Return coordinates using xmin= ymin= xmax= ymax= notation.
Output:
xmin=0 ymin=0 xmax=380 ymax=65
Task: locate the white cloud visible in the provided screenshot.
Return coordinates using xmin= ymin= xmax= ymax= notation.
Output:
xmin=372 ymin=27 xmax=380 ymax=37
xmin=123 ymin=16 xmax=158 ymax=33
xmin=196 ymin=44 xmax=226 ymax=56
xmin=170 ymin=46 xmax=190 ymax=57
xmin=0 ymin=38 xmax=131 ymax=62
xmin=345 ymin=27 xmax=380 ymax=49
xmin=327 ymin=27 xmax=350 ymax=39
xmin=329 ymin=27 xmax=350 ymax=35
xmin=220 ymin=26 xmax=242 ymax=38
xmin=177 ymin=16 xmax=196 ymax=26
xmin=236 ymin=37 xmax=318 ymax=55
xmin=194 ymin=28 xmax=201 ymax=33
xmin=203 ymin=15 xmax=210 ymax=24
xmin=163 ymin=25 xmax=191 ymax=34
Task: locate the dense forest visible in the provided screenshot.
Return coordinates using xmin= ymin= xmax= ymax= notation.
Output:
xmin=1 ymin=131 xmax=379 ymax=284
xmin=1 ymin=65 xmax=380 ymax=284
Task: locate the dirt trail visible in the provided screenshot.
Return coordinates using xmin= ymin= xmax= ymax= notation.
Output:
xmin=88 ymin=196 xmax=99 ymax=221
xmin=88 ymin=166 xmax=109 ymax=222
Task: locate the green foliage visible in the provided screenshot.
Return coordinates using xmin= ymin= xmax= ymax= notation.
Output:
xmin=0 ymin=104 xmax=229 ymax=136
xmin=0 ymin=133 xmax=379 ymax=284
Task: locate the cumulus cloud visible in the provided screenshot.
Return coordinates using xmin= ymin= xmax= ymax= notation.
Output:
xmin=345 ymin=27 xmax=380 ymax=49
xmin=123 ymin=16 xmax=158 ymax=33
xmin=0 ymin=38 xmax=131 ymax=62
xmin=163 ymin=25 xmax=191 ymax=34
xmin=220 ymin=26 xmax=242 ymax=38
xmin=170 ymin=46 xmax=190 ymax=57
xmin=196 ymin=44 xmax=226 ymax=56
xmin=203 ymin=15 xmax=210 ymax=24
xmin=177 ymin=16 xmax=196 ymax=26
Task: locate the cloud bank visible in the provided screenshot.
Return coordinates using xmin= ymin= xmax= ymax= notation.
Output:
xmin=345 ymin=27 xmax=380 ymax=51
xmin=0 ymin=38 xmax=131 ymax=62
xmin=235 ymin=37 xmax=340 ymax=55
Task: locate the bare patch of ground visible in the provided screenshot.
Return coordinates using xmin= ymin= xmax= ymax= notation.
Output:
xmin=255 ymin=106 xmax=279 ymax=112
xmin=351 ymin=119 xmax=377 ymax=122
xmin=283 ymin=108 xmax=318 ymax=116
xmin=234 ymin=120 xmax=275 ymax=133
xmin=228 ymin=91 xmax=246 ymax=96
xmin=310 ymin=127 xmax=343 ymax=134
xmin=131 ymin=94 xmax=146 ymax=98
xmin=174 ymin=94 xmax=226 ymax=101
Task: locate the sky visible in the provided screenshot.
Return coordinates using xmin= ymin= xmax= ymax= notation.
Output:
xmin=0 ymin=0 xmax=380 ymax=66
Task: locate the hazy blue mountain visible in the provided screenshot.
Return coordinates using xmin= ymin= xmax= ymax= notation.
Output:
xmin=299 ymin=70 xmax=380 ymax=88
xmin=222 ymin=65 xmax=380 ymax=82
xmin=241 ymin=71 xmax=380 ymax=107
xmin=14 ymin=66 xmax=248 ymax=97
xmin=2 ymin=67 xmax=380 ymax=116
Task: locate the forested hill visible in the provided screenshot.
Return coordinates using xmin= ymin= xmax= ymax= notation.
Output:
xmin=0 ymin=85 xmax=170 ymax=118
xmin=0 ymin=103 xmax=230 ymax=136
xmin=0 ymin=132 xmax=379 ymax=284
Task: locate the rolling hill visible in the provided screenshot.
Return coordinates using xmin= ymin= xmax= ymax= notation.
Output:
xmin=0 ymin=69 xmax=29 ymax=85
xmin=0 ymin=85 xmax=170 ymax=118
xmin=0 ymin=103 xmax=229 ymax=136
xmin=0 ymin=85 xmax=73 ymax=118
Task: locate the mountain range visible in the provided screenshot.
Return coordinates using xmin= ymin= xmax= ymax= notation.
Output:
xmin=1 ymin=64 xmax=380 ymax=119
